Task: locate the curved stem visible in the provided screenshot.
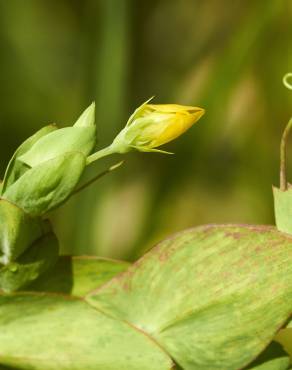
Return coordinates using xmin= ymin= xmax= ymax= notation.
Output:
xmin=283 ymin=73 xmax=292 ymax=90
xmin=71 ymin=161 xmax=123 ymax=197
xmin=280 ymin=117 xmax=292 ymax=191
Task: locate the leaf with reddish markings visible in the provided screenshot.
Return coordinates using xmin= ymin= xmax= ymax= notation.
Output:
xmin=87 ymin=224 xmax=292 ymax=370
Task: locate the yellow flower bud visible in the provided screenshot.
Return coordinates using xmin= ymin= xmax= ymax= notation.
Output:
xmin=112 ymin=99 xmax=205 ymax=153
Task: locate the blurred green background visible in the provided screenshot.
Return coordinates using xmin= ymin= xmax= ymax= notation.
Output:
xmin=0 ymin=0 xmax=291 ymax=261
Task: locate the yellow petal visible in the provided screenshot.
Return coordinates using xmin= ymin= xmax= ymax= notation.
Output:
xmin=148 ymin=108 xmax=205 ymax=148
xmin=147 ymin=104 xmax=203 ymax=114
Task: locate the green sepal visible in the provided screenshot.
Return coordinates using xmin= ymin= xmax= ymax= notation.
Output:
xmin=125 ymin=97 xmax=154 ymax=127
xmin=130 ymin=145 xmax=174 ymax=154
xmin=273 ymin=185 xmax=292 ymax=234
xmin=3 ymin=152 xmax=86 ymax=217
xmin=0 ymin=199 xmax=44 ymax=264
xmin=18 ymin=126 xmax=96 ymax=168
xmin=0 ymin=232 xmax=59 ymax=292
xmin=1 ymin=125 xmax=58 ymax=194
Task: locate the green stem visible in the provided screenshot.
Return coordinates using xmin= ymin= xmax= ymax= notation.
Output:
xmin=86 ymin=145 xmax=116 ymax=165
xmin=280 ymin=117 xmax=292 ymax=191
xmin=71 ymin=161 xmax=123 ymax=197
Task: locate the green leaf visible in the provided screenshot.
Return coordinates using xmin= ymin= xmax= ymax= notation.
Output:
xmin=1 ymin=125 xmax=58 ymax=194
xmin=87 ymin=224 xmax=292 ymax=370
xmin=273 ymin=186 xmax=292 ymax=234
xmin=246 ymin=341 xmax=291 ymax=370
xmin=3 ymin=152 xmax=86 ymax=216
xmin=0 ymin=199 xmax=44 ymax=264
xmin=0 ymin=294 xmax=173 ymax=370
xmin=0 ymin=232 xmax=59 ymax=292
xmin=18 ymin=126 xmax=96 ymax=168
xmin=29 ymin=256 xmax=130 ymax=296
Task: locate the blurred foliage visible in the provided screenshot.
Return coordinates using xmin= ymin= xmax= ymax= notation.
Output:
xmin=0 ymin=0 xmax=291 ymax=260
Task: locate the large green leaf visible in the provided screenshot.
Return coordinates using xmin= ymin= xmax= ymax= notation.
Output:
xmin=18 ymin=126 xmax=96 ymax=168
xmin=0 ymin=232 xmax=59 ymax=292
xmin=29 ymin=256 xmax=130 ymax=296
xmin=87 ymin=224 xmax=292 ymax=370
xmin=3 ymin=152 xmax=86 ymax=216
xmin=0 ymin=199 xmax=43 ymax=264
xmin=1 ymin=125 xmax=58 ymax=194
xmin=0 ymin=294 xmax=173 ymax=370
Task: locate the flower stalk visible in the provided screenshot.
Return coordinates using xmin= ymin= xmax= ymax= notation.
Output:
xmin=86 ymin=145 xmax=116 ymax=165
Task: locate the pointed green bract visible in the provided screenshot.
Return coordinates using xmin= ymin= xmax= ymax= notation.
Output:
xmin=0 ymin=294 xmax=173 ymax=370
xmin=74 ymin=102 xmax=95 ymax=127
xmin=1 ymin=125 xmax=58 ymax=194
xmin=246 ymin=341 xmax=291 ymax=370
xmin=0 ymin=199 xmax=43 ymax=264
xmin=3 ymin=152 xmax=86 ymax=216
xmin=29 ymin=256 xmax=130 ymax=296
xmin=0 ymin=232 xmax=59 ymax=292
xmin=87 ymin=224 xmax=292 ymax=370
xmin=273 ymin=186 xmax=292 ymax=234
xmin=18 ymin=126 xmax=96 ymax=168
xmin=275 ymin=325 xmax=292 ymax=360
xmin=18 ymin=103 xmax=96 ymax=168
